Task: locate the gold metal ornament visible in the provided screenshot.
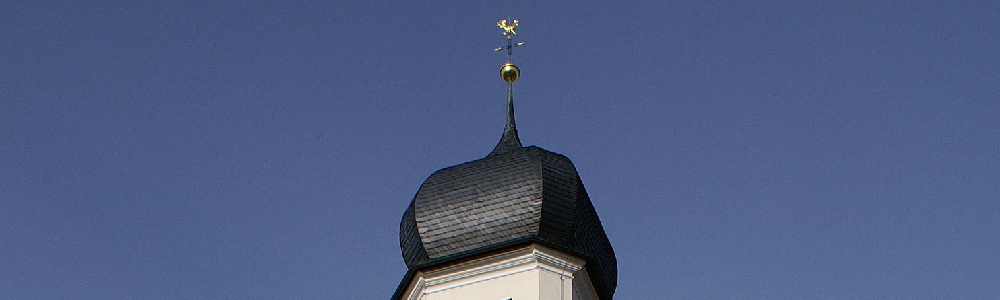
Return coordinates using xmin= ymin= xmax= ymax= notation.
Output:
xmin=497 ymin=19 xmax=518 ymax=38
xmin=495 ymin=18 xmax=524 ymax=83
xmin=500 ymin=62 xmax=520 ymax=83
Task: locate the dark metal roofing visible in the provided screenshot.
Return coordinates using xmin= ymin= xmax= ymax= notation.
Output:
xmin=489 ymin=122 xmax=522 ymax=156
xmin=489 ymin=81 xmax=522 ymax=156
xmin=397 ymin=145 xmax=617 ymax=299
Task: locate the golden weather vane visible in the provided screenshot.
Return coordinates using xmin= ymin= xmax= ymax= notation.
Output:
xmin=494 ymin=18 xmax=524 ymax=83
xmin=497 ymin=19 xmax=518 ymax=37
xmin=493 ymin=18 xmax=525 ymax=64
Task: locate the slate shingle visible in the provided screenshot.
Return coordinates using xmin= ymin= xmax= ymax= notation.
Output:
xmin=398 ymin=145 xmax=617 ymax=299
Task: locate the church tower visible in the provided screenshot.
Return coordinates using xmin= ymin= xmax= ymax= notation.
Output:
xmin=391 ymin=19 xmax=617 ymax=300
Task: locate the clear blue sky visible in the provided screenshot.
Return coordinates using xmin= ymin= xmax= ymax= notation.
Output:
xmin=2 ymin=1 xmax=998 ymax=299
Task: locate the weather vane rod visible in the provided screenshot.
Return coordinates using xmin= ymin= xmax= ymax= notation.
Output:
xmin=494 ymin=19 xmax=525 ymax=62
xmin=489 ymin=18 xmax=525 ymax=156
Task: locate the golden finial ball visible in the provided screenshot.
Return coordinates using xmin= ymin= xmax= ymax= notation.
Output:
xmin=500 ymin=62 xmax=520 ymax=83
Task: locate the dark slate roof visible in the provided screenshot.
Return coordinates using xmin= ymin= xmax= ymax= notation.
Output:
xmin=489 ymin=98 xmax=522 ymax=156
xmin=490 ymin=122 xmax=522 ymax=156
xmin=397 ymin=145 xmax=618 ymax=299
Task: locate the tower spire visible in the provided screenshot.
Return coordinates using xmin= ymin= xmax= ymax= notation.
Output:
xmin=490 ymin=18 xmax=525 ymax=156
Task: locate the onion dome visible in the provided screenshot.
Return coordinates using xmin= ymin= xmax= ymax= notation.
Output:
xmin=399 ymin=144 xmax=618 ymax=299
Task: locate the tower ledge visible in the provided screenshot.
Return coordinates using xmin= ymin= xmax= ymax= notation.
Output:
xmin=395 ymin=243 xmax=599 ymax=300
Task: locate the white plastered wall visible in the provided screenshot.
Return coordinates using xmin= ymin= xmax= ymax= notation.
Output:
xmin=399 ymin=243 xmax=600 ymax=300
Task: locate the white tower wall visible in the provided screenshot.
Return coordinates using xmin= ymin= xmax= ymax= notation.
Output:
xmin=399 ymin=244 xmax=599 ymax=300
